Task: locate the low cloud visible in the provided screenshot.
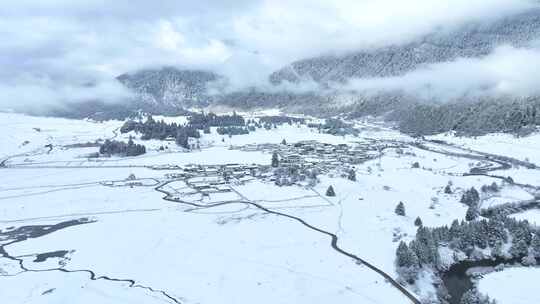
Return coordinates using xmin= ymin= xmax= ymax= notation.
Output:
xmin=0 ymin=0 xmax=538 ymax=110
xmin=0 ymin=78 xmax=133 ymax=113
xmin=340 ymin=46 xmax=540 ymax=101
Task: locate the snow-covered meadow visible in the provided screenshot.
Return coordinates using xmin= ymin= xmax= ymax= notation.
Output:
xmin=479 ymin=267 xmax=540 ymax=304
xmin=1 ymin=112 xmax=539 ymax=304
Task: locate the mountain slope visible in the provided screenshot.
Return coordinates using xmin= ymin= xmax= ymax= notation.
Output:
xmin=117 ymin=67 xmax=221 ymax=109
xmin=118 ymin=8 xmax=540 ymax=112
xmin=270 ymin=8 xmax=540 ymax=85
xmin=106 ymin=7 xmax=540 ymax=135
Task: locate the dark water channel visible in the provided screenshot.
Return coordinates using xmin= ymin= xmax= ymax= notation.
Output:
xmin=34 ymin=250 xmax=70 ymax=262
xmin=442 ymin=258 xmax=520 ymax=304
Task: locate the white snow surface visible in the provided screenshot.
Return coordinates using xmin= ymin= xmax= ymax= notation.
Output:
xmin=1 ymin=113 xmax=539 ymax=304
xmin=478 ymin=267 xmax=540 ymax=304
xmin=511 ymin=209 xmax=540 ymax=225
xmin=429 ymin=132 xmax=540 ymax=165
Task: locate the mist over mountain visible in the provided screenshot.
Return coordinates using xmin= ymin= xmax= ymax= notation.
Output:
xmin=113 ymin=7 xmax=540 ymax=113
xmin=270 ymin=8 xmax=540 ymax=85
xmin=116 ymin=67 xmax=221 ymax=109
xmin=4 ymin=0 xmax=540 ymax=135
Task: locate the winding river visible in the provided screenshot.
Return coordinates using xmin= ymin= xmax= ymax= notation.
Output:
xmin=413 ymin=139 xmax=539 ymax=304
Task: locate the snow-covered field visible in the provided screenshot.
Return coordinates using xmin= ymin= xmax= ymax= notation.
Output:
xmin=429 ymin=131 xmax=540 ymax=197
xmin=0 ymin=113 xmax=122 ymax=160
xmin=429 ymin=132 xmax=540 ymax=165
xmin=511 ymin=210 xmax=540 ymax=226
xmin=1 ymin=112 xmax=539 ymax=304
xmin=478 ymin=267 xmax=540 ymax=304
xmin=481 ymin=186 xmax=535 ymax=209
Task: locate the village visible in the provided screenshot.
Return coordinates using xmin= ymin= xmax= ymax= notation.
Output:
xmin=149 ymin=139 xmax=405 ymax=206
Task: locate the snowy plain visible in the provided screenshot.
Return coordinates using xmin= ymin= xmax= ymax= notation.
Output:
xmin=478 ymin=267 xmax=540 ymax=304
xmin=1 ymin=112 xmax=539 ymax=304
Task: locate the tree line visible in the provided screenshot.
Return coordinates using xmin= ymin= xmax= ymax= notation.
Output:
xmin=396 ymin=99 xmax=540 ymax=136
xmin=396 ymin=215 xmax=539 ymax=284
xmin=121 ymin=113 xmax=312 ymax=147
xmin=350 ymin=96 xmax=540 ymax=136
xmin=120 ymin=116 xmax=200 ymax=149
xmin=216 ymin=126 xmax=251 ymax=136
xmin=187 ymin=112 xmax=245 ymax=129
xmin=99 ymin=138 xmax=146 ymax=156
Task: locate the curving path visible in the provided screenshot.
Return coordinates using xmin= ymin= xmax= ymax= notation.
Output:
xmin=155 ymin=180 xmax=422 ymax=304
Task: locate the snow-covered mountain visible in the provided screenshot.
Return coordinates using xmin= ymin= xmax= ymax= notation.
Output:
xmin=119 ymin=8 xmax=540 ymax=112
xmin=103 ymin=7 xmax=540 ymax=136
xmin=117 ymin=67 xmax=221 ymax=109
xmin=269 ymin=8 xmax=540 ymax=85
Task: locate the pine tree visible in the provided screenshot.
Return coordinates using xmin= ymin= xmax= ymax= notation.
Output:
xmin=460 ymin=187 xmax=480 ymax=206
xmin=396 ymin=242 xmax=412 ymax=267
xmin=460 ymin=288 xmax=498 ymax=304
xmin=281 ymin=139 xmax=287 ymax=145
xmin=491 ymin=241 xmax=504 ymax=258
xmin=395 ymin=241 xmax=420 ymax=284
xmin=472 ymin=221 xmax=488 ymax=249
xmin=326 ymin=186 xmax=336 ymax=197
xmin=531 ymin=233 xmax=540 ymax=258
xmin=397 ymin=264 xmax=420 ymax=284
xmin=510 ymin=239 xmax=529 ymax=258
xmin=412 ymin=227 xmax=440 ymax=266
xmin=459 ymin=223 xmax=476 ymax=252
xmin=460 ymin=289 xmax=480 ymax=304
xmin=449 ymin=219 xmax=462 ymax=240
xmin=347 ymin=169 xmax=356 ymax=181
xmin=176 ymin=131 xmax=189 ymax=149
xmin=522 ymin=252 xmax=537 ymax=266
xmin=481 ymin=182 xmax=500 ymax=193
xmin=414 ymin=217 xmax=423 ymax=227
xmin=395 ymin=202 xmax=406 ymax=216
xmin=470 ymin=187 xmax=480 ymax=201
xmin=486 ymin=218 xmax=507 ymax=247
xmin=271 ymin=152 xmax=279 ymax=168
xmin=444 ymin=184 xmax=453 ymax=194
xmin=465 ymin=205 xmax=479 ymax=221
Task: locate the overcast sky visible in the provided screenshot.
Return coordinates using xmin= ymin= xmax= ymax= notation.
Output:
xmin=0 ymin=0 xmax=537 ymax=109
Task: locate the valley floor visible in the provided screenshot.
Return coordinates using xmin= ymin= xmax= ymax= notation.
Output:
xmin=1 ymin=112 xmax=539 ymax=304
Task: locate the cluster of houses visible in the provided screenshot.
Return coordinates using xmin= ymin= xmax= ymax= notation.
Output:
xmin=154 ymin=139 xmax=405 ymax=203
xmin=235 ymin=140 xmax=380 ymax=174
xmin=162 ymin=164 xmax=268 ymax=204
xmin=165 ymin=163 xmax=268 ymax=186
